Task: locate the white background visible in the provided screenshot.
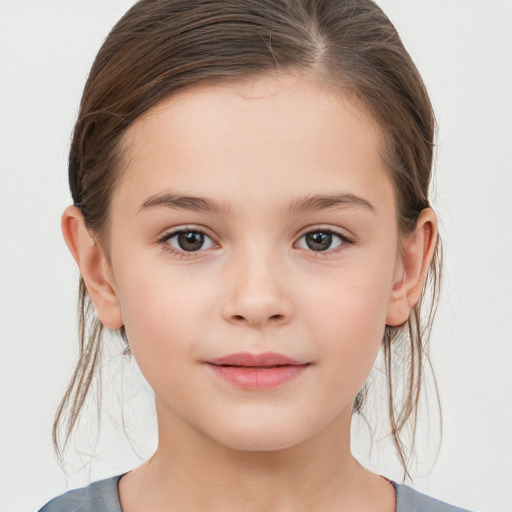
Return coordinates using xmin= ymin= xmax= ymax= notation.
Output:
xmin=0 ymin=1 xmax=511 ymax=511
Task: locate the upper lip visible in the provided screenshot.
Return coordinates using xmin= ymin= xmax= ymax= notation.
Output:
xmin=207 ymin=351 xmax=308 ymax=367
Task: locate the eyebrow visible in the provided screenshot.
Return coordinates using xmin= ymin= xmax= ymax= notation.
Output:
xmin=139 ymin=192 xmax=233 ymax=216
xmin=138 ymin=191 xmax=375 ymax=216
xmin=287 ymin=193 xmax=375 ymax=215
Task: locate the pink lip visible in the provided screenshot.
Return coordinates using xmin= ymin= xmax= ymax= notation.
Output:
xmin=205 ymin=351 xmax=310 ymax=390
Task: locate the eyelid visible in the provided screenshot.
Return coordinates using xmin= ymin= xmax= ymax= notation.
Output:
xmin=294 ymin=226 xmax=354 ymax=253
xmin=295 ymin=224 xmax=353 ymax=240
xmin=157 ymin=225 xmax=218 ymax=257
xmin=156 ymin=224 xmax=354 ymax=259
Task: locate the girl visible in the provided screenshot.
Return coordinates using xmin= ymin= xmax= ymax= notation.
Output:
xmin=38 ymin=0 xmax=473 ymax=510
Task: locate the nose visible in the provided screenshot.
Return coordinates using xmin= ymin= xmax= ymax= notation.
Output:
xmin=221 ymin=250 xmax=293 ymax=328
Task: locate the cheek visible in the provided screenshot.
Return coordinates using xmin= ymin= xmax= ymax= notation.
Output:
xmin=300 ymin=256 xmax=396 ymax=377
xmin=303 ymin=254 xmax=394 ymax=333
xmin=113 ymin=260 xmax=215 ymax=379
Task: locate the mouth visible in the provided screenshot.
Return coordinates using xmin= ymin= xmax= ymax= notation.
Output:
xmin=204 ymin=352 xmax=311 ymax=390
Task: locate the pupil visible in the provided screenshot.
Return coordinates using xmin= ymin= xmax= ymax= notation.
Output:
xmin=178 ymin=232 xmax=203 ymax=251
xmin=306 ymin=232 xmax=331 ymax=251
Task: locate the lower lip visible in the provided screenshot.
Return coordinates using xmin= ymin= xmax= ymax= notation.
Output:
xmin=205 ymin=364 xmax=308 ymax=390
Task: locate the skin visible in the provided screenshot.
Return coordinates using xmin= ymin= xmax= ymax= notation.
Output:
xmin=63 ymin=73 xmax=437 ymax=512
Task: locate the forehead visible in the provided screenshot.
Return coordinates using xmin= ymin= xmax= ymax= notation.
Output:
xmin=125 ymin=72 xmax=380 ymax=147
xmin=115 ymin=73 xmax=393 ymax=217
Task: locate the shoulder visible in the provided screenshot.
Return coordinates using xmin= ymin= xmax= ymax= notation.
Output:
xmin=394 ymin=482 xmax=475 ymax=512
xmin=37 ymin=474 xmax=123 ymax=512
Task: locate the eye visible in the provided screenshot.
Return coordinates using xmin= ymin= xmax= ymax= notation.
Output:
xmin=161 ymin=229 xmax=215 ymax=254
xmin=296 ymin=229 xmax=349 ymax=253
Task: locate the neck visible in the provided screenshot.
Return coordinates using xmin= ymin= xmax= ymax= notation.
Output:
xmin=118 ymin=403 xmax=394 ymax=512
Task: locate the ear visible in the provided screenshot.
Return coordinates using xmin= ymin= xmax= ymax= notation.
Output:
xmin=61 ymin=205 xmax=123 ymax=329
xmin=386 ymin=208 xmax=438 ymax=326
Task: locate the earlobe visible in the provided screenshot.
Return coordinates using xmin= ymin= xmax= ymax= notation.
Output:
xmin=61 ymin=206 xmax=123 ymax=329
xmin=386 ymin=208 xmax=438 ymax=326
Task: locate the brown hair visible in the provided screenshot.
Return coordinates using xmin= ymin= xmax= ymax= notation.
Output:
xmin=54 ymin=0 xmax=442 ymax=479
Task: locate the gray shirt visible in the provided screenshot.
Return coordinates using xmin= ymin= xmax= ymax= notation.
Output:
xmin=38 ymin=474 xmax=475 ymax=512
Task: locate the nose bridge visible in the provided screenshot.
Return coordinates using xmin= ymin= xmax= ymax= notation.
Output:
xmin=222 ymin=238 xmax=292 ymax=327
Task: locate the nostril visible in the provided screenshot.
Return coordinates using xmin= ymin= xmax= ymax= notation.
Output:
xmin=232 ymin=314 xmax=284 ymax=323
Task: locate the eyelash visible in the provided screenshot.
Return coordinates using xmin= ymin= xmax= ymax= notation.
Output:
xmin=295 ymin=229 xmax=352 ymax=255
xmin=158 ymin=227 xmax=217 ymax=259
xmin=158 ymin=226 xmax=353 ymax=259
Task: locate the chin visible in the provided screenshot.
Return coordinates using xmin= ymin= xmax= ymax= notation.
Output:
xmin=203 ymin=414 xmax=320 ymax=453
xmin=216 ymin=434 xmax=306 ymax=453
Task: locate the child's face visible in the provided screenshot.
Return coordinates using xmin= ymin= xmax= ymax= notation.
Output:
xmin=104 ymin=73 xmax=404 ymax=451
